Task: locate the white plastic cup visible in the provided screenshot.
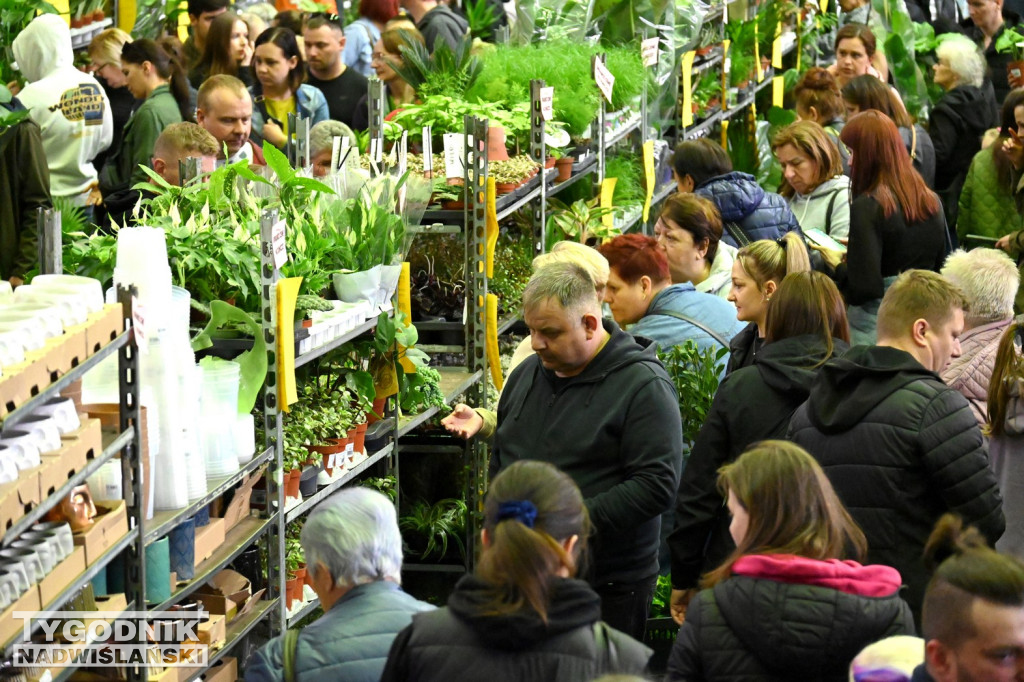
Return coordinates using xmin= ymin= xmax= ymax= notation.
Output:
xmin=30 ymin=275 xmax=104 ymax=313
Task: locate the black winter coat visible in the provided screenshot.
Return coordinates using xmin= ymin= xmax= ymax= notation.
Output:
xmin=492 ymin=319 xmax=684 ymax=586
xmin=788 ymin=345 xmax=1005 ymax=615
xmin=695 ymin=172 xmax=801 ymax=247
xmin=666 ymin=565 xmax=914 ymax=681
xmin=381 ymin=576 xmax=651 ymax=682
xmin=962 ymin=10 xmax=1023 ymax=106
xmin=725 ymin=323 xmax=761 ymax=375
xmin=0 ymin=100 xmax=49 ymax=281
xmin=669 ymin=334 xmax=848 ymax=590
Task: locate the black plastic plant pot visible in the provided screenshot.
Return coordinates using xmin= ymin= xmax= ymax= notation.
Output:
xmin=299 ymin=464 xmax=322 ymax=497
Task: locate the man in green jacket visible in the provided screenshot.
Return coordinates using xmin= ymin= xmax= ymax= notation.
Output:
xmin=0 ymin=100 xmax=50 ymax=286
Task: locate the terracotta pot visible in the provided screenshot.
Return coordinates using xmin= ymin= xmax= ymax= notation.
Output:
xmin=1010 ymin=61 xmax=1024 ymax=89
xmin=285 ymin=576 xmax=301 ymax=609
xmin=367 ymin=396 xmax=387 ymax=425
xmin=284 ymin=469 xmax=301 ymax=499
xmin=495 ymin=181 xmax=517 ymax=195
xmin=441 ymin=199 xmax=465 ymax=210
xmin=486 ymin=125 xmax=510 ymax=162
xmin=555 ymin=157 xmax=574 ymax=182
xmin=696 ymin=44 xmax=715 ymax=56
xmin=92 ymin=9 xmax=105 ymax=21
xmin=352 ymin=421 xmax=368 ymax=455
xmin=545 ymin=156 xmax=557 ymax=169
xmin=307 ymin=443 xmax=345 ymax=476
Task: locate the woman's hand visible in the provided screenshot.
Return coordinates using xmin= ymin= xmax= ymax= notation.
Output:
xmin=997 ymin=234 xmax=1016 ymax=253
xmin=441 ymin=404 xmax=484 ymax=439
xmin=262 ymin=120 xmax=287 ymax=148
xmin=810 ymin=243 xmax=845 ymax=270
xmin=240 ymin=42 xmax=253 ymax=67
xmin=85 ymin=183 xmax=103 ymax=206
xmin=5 ymin=80 xmax=20 ymax=96
xmin=1003 ymin=135 xmax=1024 ymax=171
xmin=670 ymin=588 xmax=698 ymax=625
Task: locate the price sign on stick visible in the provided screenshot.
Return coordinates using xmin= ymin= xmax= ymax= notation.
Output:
xmin=642 ymin=37 xmax=659 ymax=67
xmin=540 ymin=87 xmax=554 ymax=121
xmin=272 ymin=219 xmax=288 ymax=269
xmin=423 ymin=127 xmax=433 ymax=173
xmin=593 ymin=58 xmax=615 ymax=104
xmin=443 ymin=133 xmax=465 ymax=180
xmin=330 ymin=136 xmax=341 ymax=172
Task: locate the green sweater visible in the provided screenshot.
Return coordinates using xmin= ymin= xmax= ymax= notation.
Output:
xmin=957 ymin=145 xmax=1024 ymax=242
xmin=99 ymin=84 xmax=182 ymax=197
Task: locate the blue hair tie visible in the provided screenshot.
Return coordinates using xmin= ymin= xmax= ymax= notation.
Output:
xmin=496 ymin=500 xmax=538 ymax=528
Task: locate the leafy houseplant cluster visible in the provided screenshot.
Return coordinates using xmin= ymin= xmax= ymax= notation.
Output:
xmin=659 ymin=341 xmax=728 ymax=452
xmin=399 ymin=497 xmax=468 ymax=561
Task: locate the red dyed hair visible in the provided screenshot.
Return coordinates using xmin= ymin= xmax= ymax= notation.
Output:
xmin=841 ymin=110 xmax=939 ymax=223
xmin=597 ymin=234 xmax=670 ymax=285
xmin=360 ymin=0 xmax=399 ymax=25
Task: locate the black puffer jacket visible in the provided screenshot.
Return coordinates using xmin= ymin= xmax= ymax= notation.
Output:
xmin=670 ymin=334 xmax=848 ymax=590
xmin=788 ymin=345 xmax=1005 ymax=615
xmin=667 ymin=555 xmax=915 ymax=681
xmin=381 ymin=576 xmax=651 ymax=682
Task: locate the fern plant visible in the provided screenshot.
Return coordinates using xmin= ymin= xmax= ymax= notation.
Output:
xmin=464 ymin=0 xmax=498 ymax=42
xmin=399 ymin=498 xmax=468 ymax=561
xmin=389 ymin=31 xmax=482 ymax=100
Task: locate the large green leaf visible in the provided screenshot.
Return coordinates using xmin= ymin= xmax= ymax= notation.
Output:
xmin=191 ymin=300 xmax=268 ymax=414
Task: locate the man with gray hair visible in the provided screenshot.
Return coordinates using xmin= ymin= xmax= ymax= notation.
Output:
xmin=245 ymin=488 xmax=432 ymax=682
xmin=491 ymin=260 xmax=683 ymax=641
xmin=941 ymin=247 xmax=1021 ymax=426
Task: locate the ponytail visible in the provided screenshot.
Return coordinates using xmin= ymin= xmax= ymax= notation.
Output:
xmin=122 ymin=39 xmax=194 ymax=122
xmin=735 ymin=231 xmax=811 ymax=294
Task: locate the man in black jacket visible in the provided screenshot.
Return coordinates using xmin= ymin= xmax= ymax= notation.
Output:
xmin=0 ymin=99 xmax=49 ymax=286
xmin=789 ymin=269 xmax=1004 ymax=620
xmin=491 ymin=261 xmax=683 ymax=641
xmin=400 ymin=0 xmax=469 ymax=53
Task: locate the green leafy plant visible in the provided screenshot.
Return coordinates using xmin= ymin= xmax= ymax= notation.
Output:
xmin=362 ymin=475 xmax=398 ymax=502
xmin=546 ymin=196 xmax=618 ymax=249
xmin=650 ymin=573 xmax=674 ymax=618
xmin=658 ymin=341 xmax=728 ymax=451
xmin=464 ymin=0 xmax=499 ymax=42
xmin=605 ymin=153 xmax=645 ymax=206
xmin=398 ymin=364 xmax=448 ymax=415
xmin=0 ymin=0 xmax=59 ymax=85
xmin=389 ymin=32 xmax=482 ymax=100
xmin=399 ymin=497 xmax=468 ymax=561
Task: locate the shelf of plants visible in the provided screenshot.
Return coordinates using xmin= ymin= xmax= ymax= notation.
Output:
xmin=293 ymin=316 xmax=381 ymax=369
xmin=284 ymin=442 xmax=396 ymax=523
xmin=397 ymin=368 xmax=485 ymax=438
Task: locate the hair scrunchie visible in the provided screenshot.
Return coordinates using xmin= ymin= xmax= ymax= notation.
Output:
xmin=496 ymin=500 xmax=538 ymax=528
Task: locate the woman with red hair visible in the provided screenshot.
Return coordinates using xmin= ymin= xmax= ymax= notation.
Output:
xmin=342 ymin=0 xmax=399 ymax=78
xmin=597 ymin=234 xmax=744 ymax=356
xmin=818 ymin=110 xmax=948 ymax=344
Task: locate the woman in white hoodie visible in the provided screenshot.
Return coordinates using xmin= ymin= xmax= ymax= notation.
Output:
xmin=772 ymin=120 xmax=851 ymax=240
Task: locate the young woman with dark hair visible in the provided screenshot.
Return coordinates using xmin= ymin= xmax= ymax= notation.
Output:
xmin=597 ymin=233 xmax=743 ymax=355
xmin=249 ymin=27 xmax=328 ymax=148
xmin=381 ymin=460 xmax=651 ymax=681
xmin=667 ymin=441 xmax=914 ymax=681
xmin=817 ymin=110 xmax=947 ymax=345
xmin=842 ymin=74 xmax=936 ymax=187
xmin=668 ymin=273 xmax=851 ymax=627
xmin=188 ymin=11 xmax=253 ymax=88
xmin=829 ymin=23 xmax=886 ymax=89
xmin=98 ymin=39 xmax=189 ymax=222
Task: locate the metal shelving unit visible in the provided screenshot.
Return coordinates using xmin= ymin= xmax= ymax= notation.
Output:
xmin=284 ymin=443 xmax=395 ymax=524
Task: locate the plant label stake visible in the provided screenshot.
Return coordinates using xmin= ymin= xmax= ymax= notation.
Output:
xmin=272 ymin=219 xmax=288 ymax=269
xmin=443 ymin=133 xmax=465 ymax=180
xmin=330 ymin=136 xmax=341 ymax=172
xmin=593 ymin=58 xmax=615 ymax=104
xmin=540 ymin=87 xmax=554 ymax=121
xmin=422 ymin=126 xmax=433 ymax=175
xmin=398 ymin=130 xmax=408 ymax=214
xmin=132 ymin=295 xmax=148 ymax=354
xmin=370 ymin=137 xmax=382 ymax=165
xmin=642 ymin=37 xmax=659 ymax=67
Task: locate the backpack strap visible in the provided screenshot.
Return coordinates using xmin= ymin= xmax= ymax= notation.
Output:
xmin=824 ymin=188 xmax=842 ymax=236
xmin=283 ymin=628 xmax=299 ymax=682
xmin=651 ymin=309 xmax=731 ymax=349
xmin=593 ymin=621 xmax=619 ymax=674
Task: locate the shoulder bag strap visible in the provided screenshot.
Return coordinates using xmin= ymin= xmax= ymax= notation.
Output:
xmin=593 ymin=621 xmax=619 ymax=673
xmin=283 ymin=628 xmax=299 ymax=682
xmin=652 ymin=309 xmax=731 ymax=349
xmin=824 ymin=188 xmax=842 ymax=235
xmin=723 ymin=221 xmax=750 ymax=247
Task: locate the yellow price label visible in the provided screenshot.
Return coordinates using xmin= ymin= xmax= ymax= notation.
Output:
xmin=642 ymin=140 xmax=655 ymax=222
xmin=601 ymin=178 xmax=617 ymax=230
xmin=681 ymin=50 xmax=696 ymax=127
xmin=754 ymin=23 xmax=763 ymax=83
xmin=772 ymin=21 xmax=783 ymax=69
xmin=773 ymin=75 xmax=784 ymax=108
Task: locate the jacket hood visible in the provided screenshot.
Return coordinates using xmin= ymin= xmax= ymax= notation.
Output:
xmin=696 ymin=172 xmax=765 ymax=223
xmin=714 ymin=560 xmax=910 ymax=677
xmin=806 ymin=345 xmax=936 ymax=433
xmin=755 ymin=334 xmax=850 ymax=395
xmin=12 ymin=14 xmax=73 ymax=83
xmin=938 ymin=85 xmax=996 ymax=135
xmin=794 ymin=175 xmax=850 ymax=202
xmin=447 ymin=575 xmax=602 ymax=649
xmin=731 ymin=555 xmax=902 ymax=598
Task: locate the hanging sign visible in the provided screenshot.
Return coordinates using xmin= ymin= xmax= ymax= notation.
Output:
xmin=540 ymin=87 xmax=554 ymax=121
xmin=754 ymin=23 xmax=764 ymax=82
xmin=642 ymin=140 xmax=655 ymax=222
xmin=594 ymin=59 xmax=615 ymax=104
xmin=600 ymin=178 xmax=617 ymax=229
xmin=772 ymin=21 xmax=783 ymax=69
xmin=773 ymin=75 xmax=785 ymax=107
xmin=443 ymin=133 xmax=465 ymax=180
xmin=681 ymin=50 xmax=696 ymax=127
xmin=642 ymin=37 xmax=660 ymax=68
xmin=272 ymin=219 xmax=288 ymax=269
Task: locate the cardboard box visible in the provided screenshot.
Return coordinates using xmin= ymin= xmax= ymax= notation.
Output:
xmin=39 ymin=417 xmax=101 ymax=497
xmin=194 ymin=518 xmax=225 ymax=569
xmin=92 ymin=592 xmax=128 ymax=613
xmin=194 ymin=571 xmax=250 ymax=622
xmin=0 ymin=357 xmax=50 ymax=418
xmin=82 ymin=404 xmax=151 ymax=523
xmin=0 ymin=583 xmax=42 ymax=645
xmin=37 ymin=545 xmax=87 ymax=605
xmin=201 ymin=656 xmax=237 ymax=682
xmin=216 ymin=467 xmax=265 ymax=532
xmin=85 ymin=304 xmax=124 ymax=356
xmin=73 ymin=500 xmax=129 ymax=565
xmin=0 ymin=466 xmax=43 ymax=540
xmin=56 ymin=322 xmax=89 ymax=373
xmin=197 ymin=613 xmax=225 ymax=648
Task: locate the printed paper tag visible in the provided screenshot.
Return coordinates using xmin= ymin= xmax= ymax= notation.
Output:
xmin=443 ymin=133 xmax=465 ymax=179
xmin=593 ymin=59 xmax=615 ymax=104
xmin=540 ymin=87 xmax=554 ymax=121
xmin=642 ymin=37 xmax=660 ymax=67
xmin=131 ymin=295 xmax=147 ymax=354
xmin=330 ymin=136 xmax=341 ymax=172
xmin=272 ymin=219 xmax=287 ymax=269
xmin=423 ymin=126 xmax=433 ymax=172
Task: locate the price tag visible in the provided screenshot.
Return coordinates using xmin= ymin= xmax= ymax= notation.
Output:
xmin=272 ymin=219 xmax=287 ymax=269
xmin=642 ymin=140 xmax=655 ymax=222
xmin=600 ymin=178 xmax=617 ymax=229
xmin=773 ymin=75 xmax=784 ymax=107
xmin=772 ymin=21 xmax=783 ymax=69
xmin=593 ymin=58 xmax=615 ymax=104
xmin=754 ymin=23 xmax=763 ymax=82
xmin=681 ymin=50 xmax=696 ymax=127
xmin=131 ymin=295 xmax=147 ymax=354
xmin=540 ymin=86 xmax=554 ymax=121
xmin=370 ymin=137 xmax=382 ymax=164
xmin=423 ymin=126 xmax=433 ymax=173
xmin=642 ymin=37 xmax=659 ymax=67
xmin=398 ymin=131 xmax=408 ymax=213
xmin=819 ymin=0 xmax=829 ymax=11
xmin=327 ymin=452 xmax=337 ymax=470
xmin=330 ymin=136 xmax=341 ymax=173
xmin=443 ymin=133 xmax=465 ymax=179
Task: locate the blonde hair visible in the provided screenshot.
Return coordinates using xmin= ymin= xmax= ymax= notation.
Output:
xmin=196 ymin=74 xmax=249 ymax=111
xmin=735 ymin=232 xmax=811 ymax=293
xmin=941 ymin=248 xmax=1018 ymax=328
xmin=88 ymin=28 xmax=132 ymax=69
xmin=153 ymin=121 xmax=220 ymax=160
xmin=876 ymin=270 xmax=968 ymax=341
xmin=533 ymin=241 xmax=610 ymax=289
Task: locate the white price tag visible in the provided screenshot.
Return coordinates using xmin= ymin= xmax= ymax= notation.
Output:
xmin=594 ymin=59 xmax=615 ymax=104
xmin=131 ymin=295 xmax=147 ymax=354
xmin=724 ymin=58 xmax=731 ymax=76
xmin=422 ymin=126 xmax=433 ymax=173
xmin=443 ymin=133 xmax=465 ymax=179
xmin=271 ymin=219 xmax=287 ymax=269
xmin=330 ymin=136 xmax=341 ymax=172
xmin=370 ymin=137 xmax=382 ymax=164
xmin=327 ymin=452 xmax=337 ymax=469
xmin=540 ymin=86 xmax=554 ymax=121
xmin=642 ymin=37 xmax=660 ymax=67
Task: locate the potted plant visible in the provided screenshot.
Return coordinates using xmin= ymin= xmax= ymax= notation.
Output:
xmin=282 ymin=442 xmax=307 ymax=500
xmin=658 ymin=341 xmax=729 ymax=450
xmin=545 ymin=197 xmax=618 ymax=249
xmin=284 ymin=535 xmax=305 ymax=609
xmin=996 ymin=26 xmax=1024 ymax=89
xmin=399 ymin=497 xmax=468 ymax=562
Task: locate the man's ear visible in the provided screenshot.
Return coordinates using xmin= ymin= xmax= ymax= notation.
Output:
xmin=925 ymin=639 xmax=956 ymax=682
xmin=582 ymin=311 xmax=601 ymax=338
xmin=911 ymin=318 xmax=930 ymax=347
xmin=152 ymin=157 xmax=166 ymax=176
xmin=195 ymin=107 xmax=206 ymax=125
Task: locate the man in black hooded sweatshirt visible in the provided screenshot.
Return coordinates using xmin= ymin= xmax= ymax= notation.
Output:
xmin=491 ymin=261 xmax=684 ymax=641
xmin=789 ymin=269 xmax=1004 ymax=621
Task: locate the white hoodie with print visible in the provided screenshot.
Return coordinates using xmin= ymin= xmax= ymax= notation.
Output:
xmin=12 ymin=14 xmax=113 ymax=203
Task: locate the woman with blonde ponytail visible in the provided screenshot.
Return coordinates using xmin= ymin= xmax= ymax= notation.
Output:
xmin=380 ymin=460 xmax=651 ymax=681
